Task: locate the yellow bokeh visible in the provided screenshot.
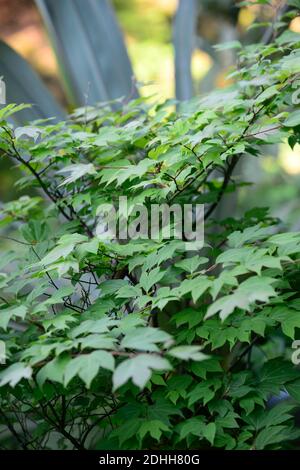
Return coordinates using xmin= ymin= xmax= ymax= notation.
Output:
xmin=238 ymin=8 xmax=255 ymax=30
xmin=191 ymin=49 xmax=213 ymax=82
xmin=279 ymin=143 xmax=300 ymax=175
xmin=127 ymin=41 xmax=174 ymax=99
xmin=146 ymin=0 xmax=178 ymax=15
xmin=290 ymin=17 xmax=300 ymax=33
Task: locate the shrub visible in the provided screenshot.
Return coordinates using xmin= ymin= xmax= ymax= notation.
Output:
xmin=1 ymin=5 xmax=300 ymax=450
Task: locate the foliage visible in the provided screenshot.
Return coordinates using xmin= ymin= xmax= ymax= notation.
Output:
xmin=1 ymin=3 xmax=300 ymax=450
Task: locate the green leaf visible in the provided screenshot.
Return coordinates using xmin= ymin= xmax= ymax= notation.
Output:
xmin=276 ymin=30 xmax=300 ymax=46
xmin=255 ymin=85 xmax=279 ymax=104
xmin=177 ymin=417 xmax=206 ymax=440
xmin=174 ymin=276 xmax=212 ymax=303
xmin=214 ymin=40 xmax=242 ymax=51
xmin=15 ymin=126 xmax=42 ymax=141
xmin=188 ymin=379 xmax=222 ymax=406
xmin=256 ymin=360 xmax=299 ymax=398
xmin=36 ymin=355 xmax=70 ymax=387
xmin=205 ymin=276 xmax=276 ymax=321
xmin=175 ymin=256 xmax=208 ymax=274
xmin=191 ymin=358 xmax=223 ymax=379
xmin=58 ymin=163 xmax=96 ymax=186
xmin=284 ymin=111 xmax=300 ymax=128
xmin=43 ymin=313 xmax=77 ymax=331
xmin=113 ymin=354 xmax=172 ymax=390
xmin=227 ymin=224 xmax=272 ymax=248
xmin=173 ymin=307 xmax=204 ymax=329
xmin=139 ymin=267 xmax=164 ymax=293
xmin=0 ymin=305 xmax=27 ymax=330
xmin=76 ymin=238 xmax=99 ymax=256
xmin=286 ymin=380 xmax=300 ymax=402
xmin=69 ymin=317 xmax=113 ymax=338
xmin=0 ymin=363 xmax=32 ymax=387
xmin=203 ymin=422 xmax=216 ymax=445
xmin=39 ymin=244 xmax=75 ymax=266
xmin=64 ymin=350 xmax=115 ymax=387
xmin=120 ymin=327 xmax=172 ymax=352
xmin=79 ymin=334 xmax=117 ymax=351
xmin=167 ymin=346 xmax=209 ymax=361
xmin=0 ymin=103 xmax=32 ymax=120
xmin=116 ymin=284 xmax=143 ymax=299
xmin=43 ymin=286 xmax=75 ymax=305
xmin=272 ymin=307 xmax=300 ymax=339
xmin=255 ymin=425 xmax=290 ymax=449
xmin=138 ymin=420 xmax=170 ymax=441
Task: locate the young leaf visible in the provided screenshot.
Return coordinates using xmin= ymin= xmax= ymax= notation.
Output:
xmin=113 ymin=354 xmax=172 ymax=390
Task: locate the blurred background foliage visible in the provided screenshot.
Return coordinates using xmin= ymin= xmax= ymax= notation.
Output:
xmin=0 ymin=0 xmax=300 ymax=228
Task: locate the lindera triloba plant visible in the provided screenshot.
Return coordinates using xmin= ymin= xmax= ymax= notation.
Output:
xmin=1 ymin=5 xmax=300 ymax=451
